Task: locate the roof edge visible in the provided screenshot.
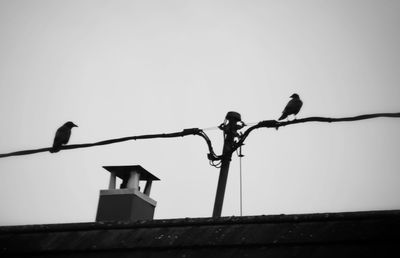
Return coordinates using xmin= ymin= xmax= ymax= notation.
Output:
xmin=1 ymin=209 xmax=399 ymax=234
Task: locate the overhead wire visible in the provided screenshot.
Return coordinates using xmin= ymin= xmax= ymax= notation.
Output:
xmin=201 ymin=125 xmax=220 ymax=131
xmin=236 ymin=146 xmax=244 ymax=216
xmin=1 ymin=112 xmax=399 ymax=159
xmin=244 ymin=121 xmax=258 ymax=127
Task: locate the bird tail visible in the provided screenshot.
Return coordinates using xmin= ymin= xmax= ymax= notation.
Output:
xmin=278 ymin=113 xmax=287 ymax=121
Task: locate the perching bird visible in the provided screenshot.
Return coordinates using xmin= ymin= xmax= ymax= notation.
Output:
xmin=50 ymin=121 xmax=78 ymax=153
xmin=278 ymin=93 xmax=303 ymax=121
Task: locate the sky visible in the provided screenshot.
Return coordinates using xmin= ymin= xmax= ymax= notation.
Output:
xmin=0 ymin=0 xmax=399 ymax=226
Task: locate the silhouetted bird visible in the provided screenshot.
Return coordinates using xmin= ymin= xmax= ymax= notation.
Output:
xmin=50 ymin=121 xmax=78 ymax=153
xmin=278 ymin=93 xmax=303 ymax=120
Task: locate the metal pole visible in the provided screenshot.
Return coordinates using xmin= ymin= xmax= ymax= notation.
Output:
xmin=212 ymin=112 xmax=242 ymax=218
xmin=212 ymin=150 xmax=233 ymax=218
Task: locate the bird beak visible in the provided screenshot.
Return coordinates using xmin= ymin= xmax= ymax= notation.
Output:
xmin=73 ymin=124 xmax=78 ymax=127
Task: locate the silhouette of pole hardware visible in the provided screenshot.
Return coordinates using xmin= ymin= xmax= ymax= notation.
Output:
xmin=212 ymin=111 xmax=245 ymax=218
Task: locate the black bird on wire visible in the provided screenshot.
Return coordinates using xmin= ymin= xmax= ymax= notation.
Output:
xmin=278 ymin=93 xmax=303 ymax=121
xmin=50 ymin=121 xmax=78 ymax=153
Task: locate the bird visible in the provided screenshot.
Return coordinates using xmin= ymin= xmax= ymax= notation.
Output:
xmin=278 ymin=93 xmax=303 ymax=121
xmin=50 ymin=121 xmax=78 ymax=153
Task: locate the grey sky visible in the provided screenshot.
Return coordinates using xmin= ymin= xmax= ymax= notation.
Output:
xmin=0 ymin=0 xmax=399 ymax=226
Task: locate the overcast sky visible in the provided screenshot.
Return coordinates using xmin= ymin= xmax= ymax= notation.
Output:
xmin=0 ymin=0 xmax=399 ymax=226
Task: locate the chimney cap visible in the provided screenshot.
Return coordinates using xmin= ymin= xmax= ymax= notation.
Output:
xmin=102 ymin=165 xmax=160 ymax=181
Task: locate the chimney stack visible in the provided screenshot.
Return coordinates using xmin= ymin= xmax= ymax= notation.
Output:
xmin=96 ymin=165 xmax=160 ymax=222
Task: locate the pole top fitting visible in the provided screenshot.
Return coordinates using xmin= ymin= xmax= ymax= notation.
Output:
xmin=219 ymin=111 xmax=245 ymax=132
xmin=225 ymin=111 xmax=241 ymax=121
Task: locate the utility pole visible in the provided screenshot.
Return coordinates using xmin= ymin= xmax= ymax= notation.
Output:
xmin=212 ymin=111 xmax=244 ymax=218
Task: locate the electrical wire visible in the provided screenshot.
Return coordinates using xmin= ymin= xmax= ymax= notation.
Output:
xmin=244 ymin=121 xmax=258 ymax=127
xmin=236 ymin=146 xmax=244 ymax=216
xmin=239 ymin=154 xmax=243 ymax=216
xmin=1 ymin=112 xmax=399 ymax=159
xmin=210 ymin=160 xmax=222 ymax=168
xmin=201 ymin=126 xmax=220 ymax=131
xmin=201 ymin=121 xmax=257 ymax=131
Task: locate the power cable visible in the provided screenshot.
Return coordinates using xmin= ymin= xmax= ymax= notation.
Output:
xmin=201 ymin=126 xmax=220 ymax=131
xmin=0 ymin=112 xmax=399 ymax=159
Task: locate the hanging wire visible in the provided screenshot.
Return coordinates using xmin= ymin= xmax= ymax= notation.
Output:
xmin=236 ymin=146 xmax=244 ymax=216
xmin=210 ymin=160 xmax=222 ymax=168
xmin=244 ymin=121 xmax=258 ymax=127
xmin=201 ymin=121 xmax=257 ymax=132
xmin=201 ymin=125 xmax=220 ymax=131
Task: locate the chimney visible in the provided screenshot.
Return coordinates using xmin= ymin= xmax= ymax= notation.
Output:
xmin=96 ymin=165 xmax=160 ymax=222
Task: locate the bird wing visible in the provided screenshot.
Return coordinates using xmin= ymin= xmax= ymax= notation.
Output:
xmin=53 ymin=126 xmax=71 ymax=147
xmin=283 ymin=98 xmax=302 ymax=116
xmin=294 ymin=99 xmax=303 ymax=115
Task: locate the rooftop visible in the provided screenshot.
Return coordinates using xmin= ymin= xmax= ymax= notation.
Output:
xmin=1 ymin=209 xmax=399 ymax=257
